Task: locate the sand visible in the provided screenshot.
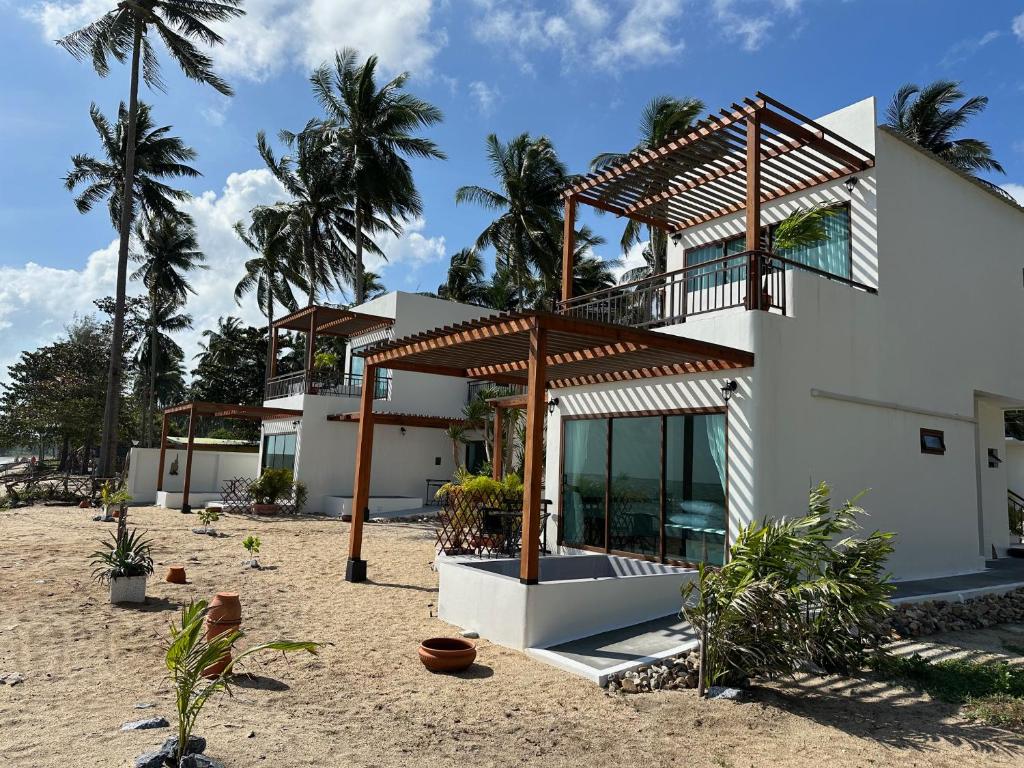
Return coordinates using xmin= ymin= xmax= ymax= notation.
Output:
xmin=1 ymin=504 xmax=1022 ymax=767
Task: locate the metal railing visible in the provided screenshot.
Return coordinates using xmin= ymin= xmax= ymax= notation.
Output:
xmin=264 ymin=370 xmax=391 ymax=400
xmin=1009 ymin=489 xmax=1024 ymax=537
xmin=557 ymin=250 xmax=876 ymax=329
xmin=467 ymin=380 xmax=527 ymax=404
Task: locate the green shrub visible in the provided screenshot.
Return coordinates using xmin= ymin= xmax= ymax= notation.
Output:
xmin=89 ymin=529 xmax=154 ymax=582
xmin=964 ymin=694 xmax=1024 ymax=731
xmin=243 ymin=535 xmax=261 ymax=559
xmin=871 ymin=653 xmax=1024 ymax=703
xmin=682 ymin=482 xmax=895 ymax=690
xmin=197 ymin=507 xmax=220 ymax=527
xmin=251 ymin=468 xmax=293 ymax=505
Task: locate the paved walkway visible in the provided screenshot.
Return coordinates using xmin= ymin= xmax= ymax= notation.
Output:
xmin=892 ymin=558 xmax=1024 ymax=601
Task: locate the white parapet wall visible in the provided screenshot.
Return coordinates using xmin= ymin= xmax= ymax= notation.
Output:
xmin=437 ymin=554 xmax=697 ymax=649
xmin=323 ymin=495 xmax=425 ymax=518
xmin=127 ymin=446 xmax=259 ymax=505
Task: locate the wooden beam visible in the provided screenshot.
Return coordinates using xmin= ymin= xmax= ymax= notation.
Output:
xmin=364 ymin=315 xmax=535 ymax=366
xmin=305 ymin=307 xmax=317 ymax=393
xmin=575 ymin=193 xmax=674 ymax=232
xmin=345 ymin=363 xmax=377 ymax=582
xmin=156 ymin=411 xmax=169 ymax=493
xmin=745 ymin=113 xmax=762 ymax=310
xmin=181 ymin=404 xmax=197 ymax=514
xmin=519 ymin=321 xmax=547 ymax=585
xmin=492 ymin=406 xmax=503 ymax=481
xmin=561 ymin=195 xmax=576 ymax=304
xmin=487 ymin=393 xmax=528 ymax=409
xmin=758 ymin=108 xmax=869 ymax=171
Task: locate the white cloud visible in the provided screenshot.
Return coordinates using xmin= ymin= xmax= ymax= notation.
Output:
xmin=366 ymin=217 xmax=447 ymax=275
xmin=709 ymin=0 xmax=802 ymax=52
xmin=609 ymin=241 xmax=647 ymax=283
xmin=1003 ymin=183 xmax=1024 ymax=206
xmin=24 ymin=0 xmax=445 ymax=81
xmin=468 ymin=81 xmax=501 ymax=116
xmin=1014 ymin=13 xmax=1024 ymax=42
xmin=941 ymin=30 xmax=1001 ymax=67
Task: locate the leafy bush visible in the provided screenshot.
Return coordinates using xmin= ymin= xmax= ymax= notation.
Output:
xmin=89 ymin=528 xmax=154 ymax=583
xmin=681 ymin=482 xmax=895 ymax=690
xmin=293 ymin=480 xmax=308 ymax=514
xmin=250 ymin=468 xmax=293 ymax=505
xmin=243 ymin=535 xmax=261 ymax=559
xmin=197 ymin=507 xmax=220 ymax=527
xmin=165 ymin=600 xmax=318 ymax=763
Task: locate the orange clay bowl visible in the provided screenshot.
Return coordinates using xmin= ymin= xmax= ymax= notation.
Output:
xmin=165 ymin=565 xmax=187 ymax=584
xmin=418 ymin=637 xmax=477 ymax=673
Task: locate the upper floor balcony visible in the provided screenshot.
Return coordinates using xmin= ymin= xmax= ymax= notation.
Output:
xmin=265 ymin=370 xmax=392 ymax=401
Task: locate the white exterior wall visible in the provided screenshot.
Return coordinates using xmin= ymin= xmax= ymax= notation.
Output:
xmin=545 ymin=97 xmax=1024 ymax=581
xmin=126 ymin=446 xmax=258 ymax=504
xmin=1006 ymin=440 xmax=1024 ymax=497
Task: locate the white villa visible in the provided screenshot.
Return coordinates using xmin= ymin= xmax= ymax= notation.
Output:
xmin=338 ymin=93 xmax=1024 ymax=648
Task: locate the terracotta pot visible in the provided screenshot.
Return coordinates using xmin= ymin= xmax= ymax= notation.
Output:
xmin=418 ymin=637 xmax=477 ymax=673
xmin=202 ymin=655 xmax=232 ymax=679
xmin=78 ymin=499 xmax=91 ymax=509
xmin=207 ymin=592 xmax=242 ymax=624
xmin=251 ymin=503 xmax=281 ymax=515
xmin=165 ymin=565 xmax=187 ymax=584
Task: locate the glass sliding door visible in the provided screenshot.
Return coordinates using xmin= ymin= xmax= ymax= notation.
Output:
xmin=561 ymin=419 xmax=608 ymax=548
xmin=664 ymin=414 xmax=727 ymax=566
xmin=609 ymin=417 xmax=661 ymax=557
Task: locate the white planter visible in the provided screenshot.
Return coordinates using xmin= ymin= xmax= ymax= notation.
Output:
xmin=109 ymin=575 xmax=147 ymax=604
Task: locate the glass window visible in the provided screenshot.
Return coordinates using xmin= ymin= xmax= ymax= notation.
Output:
xmin=664 ymin=414 xmax=727 ymax=566
xmin=609 ymin=417 xmax=662 ymax=557
xmin=465 ymin=440 xmax=487 ymax=473
xmin=262 ymin=432 xmax=296 ymax=473
xmin=561 ymin=419 xmax=608 ymax=548
xmin=772 ymin=206 xmax=851 ymax=279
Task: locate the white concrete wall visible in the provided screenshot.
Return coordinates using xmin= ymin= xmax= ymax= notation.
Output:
xmin=126 ymin=446 xmax=259 ymax=504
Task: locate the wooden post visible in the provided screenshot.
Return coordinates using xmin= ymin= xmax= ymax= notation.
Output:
xmin=745 ymin=112 xmax=762 ymax=310
xmin=492 ymin=406 xmax=503 ymax=481
xmin=305 ymin=308 xmax=317 ymax=394
xmin=560 ymin=195 xmax=576 ymax=305
xmin=156 ymin=411 xmax=169 ymax=492
xmin=181 ymin=404 xmax=196 ymax=514
xmin=345 ymin=363 xmax=377 ymax=582
xmin=519 ymin=321 xmax=547 ymax=584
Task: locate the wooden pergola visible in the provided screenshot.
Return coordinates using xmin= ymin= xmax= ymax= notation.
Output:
xmin=342 ymin=311 xmax=754 ymax=584
xmin=560 ymin=92 xmax=875 ymax=303
xmin=269 ymin=305 xmax=393 ymax=380
xmin=159 ymin=401 xmax=302 ymax=514
xmin=486 ymin=392 xmax=527 ymax=481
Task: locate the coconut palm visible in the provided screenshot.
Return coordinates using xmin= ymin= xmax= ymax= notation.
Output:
xmin=437 ymin=248 xmax=488 ymax=305
xmin=885 ymin=81 xmax=1005 ymax=188
xmin=360 ymin=270 xmax=387 ymax=301
xmin=309 ymin=49 xmax=446 ymax=304
xmin=57 ymin=0 xmax=245 ymax=476
xmin=133 ymin=299 xmax=192 ymax=442
xmin=456 ymin=133 xmax=568 ymax=305
xmin=233 ymin=205 xmax=306 ymax=381
xmin=591 ymin=96 xmax=705 ymax=276
xmin=257 ymin=125 xmax=380 ymax=305
xmin=65 ymin=102 xmax=199 ymax=230
xmin=131 ymin=214 xmax=206 ymax=446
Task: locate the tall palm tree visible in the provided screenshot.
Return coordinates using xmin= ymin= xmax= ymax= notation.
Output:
xmin=58 ymin=0 xmax=245 ymax=476
xmin=360 ymin=270 xmax=387 ymax=301
xmin=132 ymin=299 xmax=192 ymax=443
xmin=591 ymin=96 xmax=705 ymax=276
xmin=131 ymin=214 xmax=206 ymax=446
xmin=65 ymin=102 xmax=199 ymax=229
xmin=257 ymin=125 xmax=379 ymax=304
xmin=233 ymin=205 xmax=305 ymax=381
xmin=885 ymin=81 xmax=1005 ymax=190
xmin=456 ymin=133 xmax=568 ymax=306
xmin=437 ymin=248 xmax=488 ymax=305
xmin=310 ymin=49 xmax=446 ymax=303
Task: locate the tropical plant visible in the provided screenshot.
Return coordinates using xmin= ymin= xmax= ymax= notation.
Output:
xmin=65 ymin=102 xmax=199 ymax=229
xmin=234 ymin=204 xmax=305 ymax=380
xmin=190 ymin=318 xmax=268 ymax=414
xmin=437 ymin=248 xmax=487 ymax=304
xmin=885 ymin=81 xmax=1006 ymax=192
xmin=57 ymin=0 xmax=245 ymax=477
xmin=310 ymin=48 xmax=446 ymax=303
xmin=250 ymin=468 xmax=293 ymax=505
xmin=360 ymin=270 xmax=387 ymax=301
xmin=89 ymin=528 xmax=153 ymax=583
xmin=444 ymin=423 xmax=468 ymax=470
xmin=131 ymin=296 xmax=191 ymax=439
xmin=99 ymin=480 xmax=132 ymax=519
xmin=457 ymin=133 xmax=568 ymax=305
xmin=242 ymin=535 xmax=261 ymax=560
xmin=771 ymin=203 xmax=842 ymax=252
xmin=131 ymin=213 xmax=206 ymax=445
xmin=196 ymin=507 xmax=220 ymax=529
xmin=681 ymin=482 xmax=895 ymax=693
xmin=592 ymin=96 xmax=705 ymax=276
xmin=165 ymin=600 xmax=317 ymax=764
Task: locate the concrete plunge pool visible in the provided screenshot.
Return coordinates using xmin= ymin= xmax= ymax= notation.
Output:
xmin=436 ymin=554 xmax=697 ymax=650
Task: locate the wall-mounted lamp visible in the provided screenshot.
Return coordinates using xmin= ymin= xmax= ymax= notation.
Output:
xmin=291 ymin=420 xmax=301 ymax=428
xmin=844 ymin=175 xmax=859 ymax=193
xmin=720 ymin=380 xmax=738 ymax=402
xmin=670 ymin=232 xmax=683 ymax=243
xmin=547 ymin=397 xmax=560 ymax=415
xmin=400 ymin=426 xmax=407 ymax=436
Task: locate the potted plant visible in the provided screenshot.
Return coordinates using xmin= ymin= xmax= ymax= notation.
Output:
xmin=98 ymin=480 xmax=132 ymax=522
xmin=242 ymin=535 xmax=261 ymax=568
xmin=249 ymin=468 xmax=293 ymax=515
xmin=89 ymin=529 xmax=154 ymax=603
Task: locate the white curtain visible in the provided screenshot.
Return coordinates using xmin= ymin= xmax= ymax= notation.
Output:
xmin=705 ymin=413 xmax=727 ymax=494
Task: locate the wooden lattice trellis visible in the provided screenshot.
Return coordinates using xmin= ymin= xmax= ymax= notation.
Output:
xmin=219 ymin=477 xmax=302 ymax=515
xmin=434 ymin=489 xmax=550 ymax=558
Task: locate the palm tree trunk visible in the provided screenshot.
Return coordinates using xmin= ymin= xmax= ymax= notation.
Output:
xmin=98 ymin=19 xmax=143 ymax=477
xmin=354 ymin=202 xmax=365 ymax=305
xmin=147 ymin=289 xmax=159 ymax=449
xmin=303 ymin=229 xmax=315 ymax=306
xmin=265 ymin=282 xmax=275 ymax=383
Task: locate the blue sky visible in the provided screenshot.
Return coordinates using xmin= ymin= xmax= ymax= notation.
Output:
xmin=1 ymin=0 xmax=1023 ymax=374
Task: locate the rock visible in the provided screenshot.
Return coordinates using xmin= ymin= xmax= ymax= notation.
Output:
xmin=620 ymin=677 xmax=640 ymax=694
xmin=134 ymin=751 xmax=167 ymax=768
xmin=121 ymin=716 xmax=170 ymax=731
xmin=158 ymin=735 xmax=206 ymax=763
xmin=461 ymin=631 xmax=479 ymax=639
xmin=248 ymin=730 xmax=256 ymax=739
xmin=0 ymin=673 xmax=24 ymax=686
xmin=179 ymin=756 xmax=224 ymax=768
xmin=135 ymin=703 xmax=156 ymax=709
xmin=707 ymin=686 xmax=743 ymax=700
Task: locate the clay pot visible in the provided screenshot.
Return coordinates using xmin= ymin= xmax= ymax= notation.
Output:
xmin=418 ymin=637 xmax=477 ymax=673
xmin=78 ymin=499 xmax=91 ymax=509
xmin=165 ymin=565 xmax=187 ymax=584
xmin=251 ymin=503 xmax=281 ymax=515
xmin=203 ymin=592 xmax=241 ymax=679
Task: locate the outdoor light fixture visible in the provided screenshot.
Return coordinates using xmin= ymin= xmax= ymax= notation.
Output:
xmin=547 ymin=397 xmax=560 ymax=414
xmin=291 ymin=420 xmax=301 ymax=428
xmin=720 ymin=380 xmax=738 ymax=402
xmin=670 ymin=232 xmax=683 ymax=243
xmin=844 ymin=175 xmax=859 ymax=193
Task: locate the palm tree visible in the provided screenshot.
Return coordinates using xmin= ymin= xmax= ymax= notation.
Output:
xmin=591 ymin=96 xmax=705 ymax=276
xmin=57 ymin=0 xmax=245 ymax=476
xmin=885 ymin=81 xmax=1005 ymax=191
xmin=310 ymin=49 xmax=446 ymax=304
xmin=131 ymin=214 xmax=206 ymax=446
xmin=233 ymin=205 xmax=306 ymax=381
xmin=437 ymin=248 xmax=488 ymax=305
xmin=133 ymin=299 xmax=192 ymax=443
xmin=65 ymin=102 xmax=199 ymax=229
xmin=257 ymin=125 xmax=379 ymax=304
xmin=360 ymin=270 xmax=387 ymax=301
xmin=457 ymin=133 xmax=568 ymax=305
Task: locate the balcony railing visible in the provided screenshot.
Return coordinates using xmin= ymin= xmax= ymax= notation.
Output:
xmin=556 ymin=250 xmax=876 ymax=329
xmin=467 ymin=380 xmax=528 ymax=404
xmin=264 ymin=370 xmax=391 ymax=401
